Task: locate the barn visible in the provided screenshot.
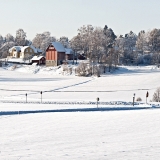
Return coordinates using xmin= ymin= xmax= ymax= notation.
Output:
xmin=31 ymin=56 xmax=46 ymax=65
xmin=46 ymin=42 xmax=66 ymax=66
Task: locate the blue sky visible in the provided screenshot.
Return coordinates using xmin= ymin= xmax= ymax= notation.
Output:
xmin=0 ymin=0 xmax=160 ymax=40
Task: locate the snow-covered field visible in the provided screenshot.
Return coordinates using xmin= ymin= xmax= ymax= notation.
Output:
xmin=1 ymin=64 xmax=160 ymax=159
xmin=1 ymin=110 xmax=160 ymax=159
xmin=1 ymin=64 xmax=160 ymax=103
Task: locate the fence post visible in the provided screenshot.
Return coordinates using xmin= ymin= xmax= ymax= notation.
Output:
xmin=40 ymin=91 xmax=42 ymax=103
xmin=96 ymin=97 xmax=100 ymax=108
xmin=26 ymin=93 xmax=27 ymax=103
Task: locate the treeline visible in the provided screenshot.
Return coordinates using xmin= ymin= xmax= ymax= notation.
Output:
xmin=1 ymin=25 xmax=160 ymax=68
xmin=71 ymin=25 xmax=160 ymax=68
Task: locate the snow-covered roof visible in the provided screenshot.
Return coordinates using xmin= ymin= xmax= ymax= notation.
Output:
xmin=51 ymin=42 xmax=65 ymax=52
xmin=37 ymin=48 xmax=42 ymax=53
xmin=21 ymin=46 xmax=29 ymax=52
xmin=9 ymin=46 xmax=22 ymax=53
xmin=65 ymin=48 xmax=73 ymax=54
xmin=30 ymin=45 xmax=42 ymax=53
xmin=31 ymin=56 xmax=44 ymax=61
xmin=30 ymin=45 xmax=37 ymax=53
xmin=9 ymin=45 xmax=42 ymax=53
xmin=77 ymin=50 xmax=84 ymax=55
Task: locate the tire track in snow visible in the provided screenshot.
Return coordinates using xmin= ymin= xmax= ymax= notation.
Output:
xmin=1 ymin=77 xmax=95 ymax=97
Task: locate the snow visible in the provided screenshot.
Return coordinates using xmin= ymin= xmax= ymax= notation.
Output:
xmin=30 ymin=45 xmax=42 ymax=53
xmin=7 ymin=58 xmax=26 ymax=63
xmin=51 ymin=42 xmax=66 ymax=52
xmin=65 ymin=48 xmax=73 ymax=54
xmin=31 ymin=56 xmax=44 ymax=61
xmin=1 ymin=110 xmax=160 ymax=159
xmin=9 ymin=46 xmax=22 ymax=53
xmin=9 ymin=45 xmax=42 ymax=54
xmin=1 ymin=64 xmax=160 ymax=103
xmin=1 ymin=64 xmax=160 ymax=159
xmin=21 ymin=46 xmax=29 ymax=52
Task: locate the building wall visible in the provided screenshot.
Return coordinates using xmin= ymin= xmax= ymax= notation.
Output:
xmin=46 ymin=46 xmax=57 ymax=66
xmin=46 ymin=45 xmax=65 ymax=66
xmin=10 ymin=50 xmax=18 ymax=58
xmin=32 ymin=57 xmax=46 ymax=65
xmin=46 ymin=60 xmax=57 ymax=66
xmin=46 ymin=47 xmax=57 ymax=61
xmin=20 ymin=47 xmax=35 ymax=58
xmin=10 ymin=47 xmax=36 ymax=58
xmin=66 ymin=54 xmax=73 ymax=60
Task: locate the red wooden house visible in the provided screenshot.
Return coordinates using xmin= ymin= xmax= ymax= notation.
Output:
xmin=46 ymin=42 xmax=66 ymax=66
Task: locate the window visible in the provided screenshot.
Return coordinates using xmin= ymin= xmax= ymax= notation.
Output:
xmin=30 ymin=49 xmax=32 ymax=52
xmin=26 ymin=49 xmax=28 ymax=52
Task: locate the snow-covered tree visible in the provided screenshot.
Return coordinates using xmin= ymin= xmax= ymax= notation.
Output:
xmin=136 ymin=30 xmax=149 ymax=54
xmin=101 ymin=25 xmax=117 ymax=71
xmin=5 ymin=33 xmax=14 ymax=42
xmin=0 ymin=35 xmax=4 ymax=47
xmin=102 ymin=25 xmax=116 ymax=54
xmin=59 ymin=36 xmax=70 ymax=48
xmin=149 ymin=28 xmax=160 ymax=52
xmin=152 ymin=87 xmax=160 ymax=102
xmin=32 ymin=31 xmax=56 ymax=54
xmin=0 ymin=41 xmax=15 ymax=58
xmin=90 ymin=27 xmax=103 ymax=62
xmin=77 ymin=25 xmax=94 ymax=58
xmin=0 ymin=33 xmax=16 ymax=58
xmin=15 ymin=29 xmax=27 ymax=46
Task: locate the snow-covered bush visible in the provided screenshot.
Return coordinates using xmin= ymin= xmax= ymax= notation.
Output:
xmin=7 ymin=64 xmax=17 ymax=71
xmin=93 ymin=65 xmax=100 ymax=77
xmin=152 ymin=87 xmax=160 ymax=102
xmin=62 ymin=64 xmax=72 ymax=75
xmin=136 ymin=97 xmax=142 ymax=101
xmin=76 ymin=62 xmax=91 ymax=76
